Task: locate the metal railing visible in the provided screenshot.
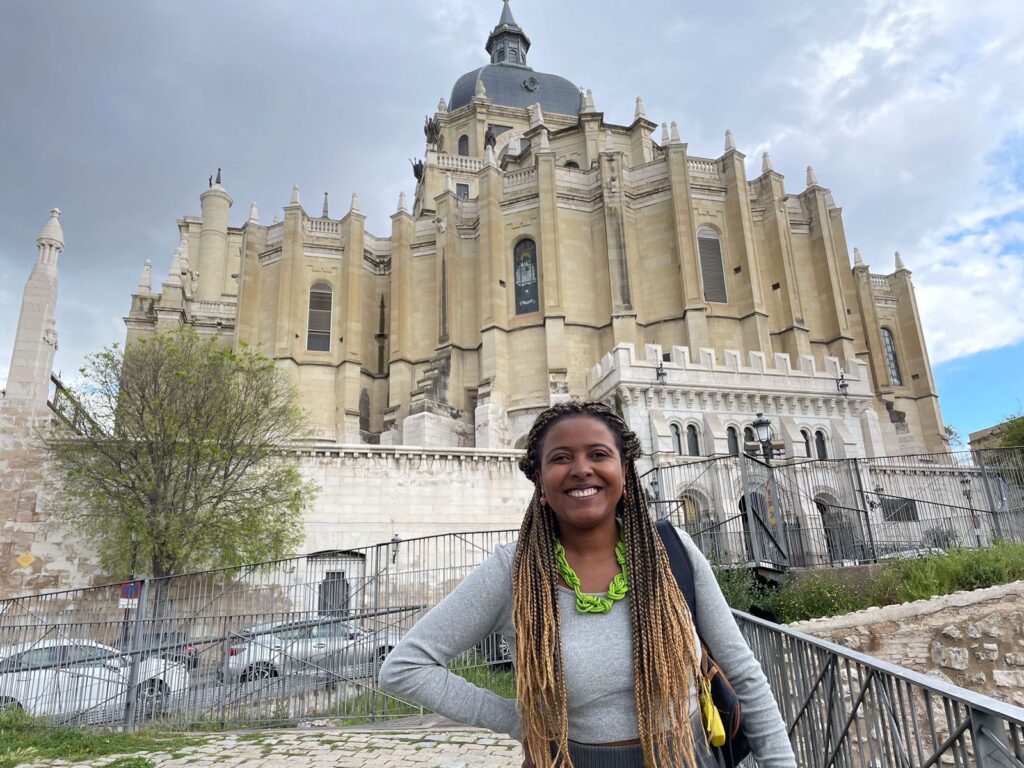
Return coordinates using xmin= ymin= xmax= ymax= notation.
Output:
xmin=737 ymin=611 xmax=1024 ymax=767
xmin=647 ymin=447 xmax=1024 ymax=570
xmin=0 ymin=529 xmax=518 ymax=731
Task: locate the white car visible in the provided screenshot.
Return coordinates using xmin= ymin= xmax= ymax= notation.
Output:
xmin=0 ymin=638 xmax=190 ymax=720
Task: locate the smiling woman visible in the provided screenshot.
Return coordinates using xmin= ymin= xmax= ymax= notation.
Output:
xmin=379 ymin=401 xmax=796 ymax=768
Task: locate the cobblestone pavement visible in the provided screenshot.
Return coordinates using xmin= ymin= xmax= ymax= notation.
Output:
xmin=16 ymin=728 xmax=523 ymax=768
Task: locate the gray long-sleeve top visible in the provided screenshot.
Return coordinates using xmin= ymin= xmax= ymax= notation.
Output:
xmin=378 ymin=528 xmax=796 ymax=766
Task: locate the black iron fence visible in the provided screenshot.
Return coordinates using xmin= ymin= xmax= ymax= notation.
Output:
xmin=646 ymin=447 xmax=1024 ymax=569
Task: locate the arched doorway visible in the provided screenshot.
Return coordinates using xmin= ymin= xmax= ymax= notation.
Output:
xmin=816 ymin=495 xmax=857 ymax=563
xmin=678 ymin=491 xmax=720 ymax=564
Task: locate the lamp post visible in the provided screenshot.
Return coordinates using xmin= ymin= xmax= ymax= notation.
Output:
xmin=751 ymin=412 xmax=775 ymax=465
xmin=655 ymin=360 xmax=668 ymax=385
xmin=389 ymin=533 xmax=402 ymax=565
xmin=959 ymin=475 xmax=981 ymax=548
xmin=836 ymin=372 xmax=849 ymax=397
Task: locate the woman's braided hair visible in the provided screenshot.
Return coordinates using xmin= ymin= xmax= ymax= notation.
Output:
xmin=513 ymin=400 xmax=703 ymax=767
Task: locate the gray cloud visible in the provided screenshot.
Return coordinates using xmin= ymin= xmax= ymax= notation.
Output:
xmin=2 ymin=0 xmax=1022 ymax=385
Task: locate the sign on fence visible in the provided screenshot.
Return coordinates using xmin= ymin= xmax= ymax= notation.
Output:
xmin=119 ymin=581 xmax=140 ymax=608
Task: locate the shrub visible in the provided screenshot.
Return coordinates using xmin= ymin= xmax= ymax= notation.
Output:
xmin=773 ymin=572 xmax=871 ymax=623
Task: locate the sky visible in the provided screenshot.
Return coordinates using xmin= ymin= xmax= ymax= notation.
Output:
xmin=1 ymin=0 xmax=1023 ymax=440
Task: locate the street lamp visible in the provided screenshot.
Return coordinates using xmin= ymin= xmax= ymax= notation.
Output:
xmin=655 ymin=360 xmax=668 ymax=384
xmin=958 ymin=475 xmax=981 ymax=547
xmin=389 ymin=533 xmax=402 ymax=565
xmin=751 ymin=412 xmax=775 ymax=465
xmin=836 ymin=372 xmax=849 ymax=397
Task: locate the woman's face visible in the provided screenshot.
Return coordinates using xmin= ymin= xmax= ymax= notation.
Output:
xmin=539 ymin=415 xmax=625 ymax=536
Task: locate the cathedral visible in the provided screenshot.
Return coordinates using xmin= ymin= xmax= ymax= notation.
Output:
xmin=124 ymin=0 xmax=945 ymax=460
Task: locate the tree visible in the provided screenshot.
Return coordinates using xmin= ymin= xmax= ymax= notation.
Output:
xmin=944 ymin=425 xmax=964 ymax=449
xmin=999 ymin=412 xmax=1024 ymax=448
xmin=44 ymin=329 xmax=315 ymax=581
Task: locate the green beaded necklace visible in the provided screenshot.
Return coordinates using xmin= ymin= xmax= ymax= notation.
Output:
xmin=554 ymin=539 xmax=629 ymax=614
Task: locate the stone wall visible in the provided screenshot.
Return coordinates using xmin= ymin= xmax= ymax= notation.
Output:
xmin=1 ymin=428 xmax=533 ymax=598
xmin=791 ymin=581 xmax=1024 ymax=706
xmin=0 ymin=403 xmax=103 ymax=597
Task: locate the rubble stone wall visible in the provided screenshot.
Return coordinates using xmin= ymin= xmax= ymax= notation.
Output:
xmin=790 ymin=581 xmax=1024 ymax=706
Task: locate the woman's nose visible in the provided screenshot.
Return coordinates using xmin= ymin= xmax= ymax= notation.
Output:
xmin=570 ymin=457 xmax=593 ymax=477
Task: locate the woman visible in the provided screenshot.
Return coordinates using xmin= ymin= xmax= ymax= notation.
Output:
xmin=380 ymin=401 xmax=795 ymax=767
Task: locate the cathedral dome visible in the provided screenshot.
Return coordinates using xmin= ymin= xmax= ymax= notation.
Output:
xmin=449 ymin=66 xmax=580 ymax=116
xmin=448 ymin=1 xmax=580 ymax=117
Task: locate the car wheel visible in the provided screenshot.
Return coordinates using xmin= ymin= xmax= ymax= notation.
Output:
xmin=243 ymin=664 xmax=277 ymax=684
xmin=134 ymin=680 xmax=168 ymax=718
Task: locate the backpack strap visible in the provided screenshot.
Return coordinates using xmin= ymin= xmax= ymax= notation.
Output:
xmin=654 ymin=519 xmax=698 ymax=634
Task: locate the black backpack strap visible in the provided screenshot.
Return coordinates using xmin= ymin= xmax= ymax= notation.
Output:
xmin=654 ymin=519 xmax=699 ymax=635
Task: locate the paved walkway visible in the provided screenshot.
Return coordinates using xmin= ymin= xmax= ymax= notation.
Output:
xmin=19 ymin=727 xmax=523 ymax=768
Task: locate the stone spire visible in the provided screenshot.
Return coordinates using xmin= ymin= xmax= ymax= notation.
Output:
xmin=806 ymin=165 xmax=818 ymax=187
xmin=660 ymin=122 xmax=669 ymax=145
xmin=290 ymin=185 xmax=301 ymax=206
xmin=138 ymin=259 xmax=153 ymax=294
xmin=322 ymin=192 xmax=329 ymax=218
xmin=398 ymin=191 xmax=408 ymax=213
xmin=350 ymin=192 xmax=360 ymax=213
xmin=4 ymin=208 xmax=65 ymax=408
xmin=853 ymin=247 xmax=865 ymax=267
xmin=634 ymin=96 xmax=646 ymax=120
xmin=475 ymin=79 xmax=487 ymax=98
xmin=538 ymin=128 xmax=550 ymax=151
xmin=894 ymin=251 xmax=907 ymax=271
xmin=724 ymin=129 xmax=736 ymax=152
xmin=604 ymin=130 xmax=613 ymax=151
xmin=248 ymin=202 xmax=259 ymax=224
xmin=437 ymin=97 xmax=448 ymax=113
xmin=486 ymin=0 xmax=530 ymax=64
xmin=581 ymin=88 xmax=596 ymax=112
xmin=163 ymin=240 xmax=183 ymax=288
xmin=484 ymin=144 xmax=496 ymax=166
xmin=529 ymin=102 xmax=544 ymax=128
xmin=761 ymin=152 xmax=773 ymax=173
xmin=670 ymin=121 xmax=681 ymax=144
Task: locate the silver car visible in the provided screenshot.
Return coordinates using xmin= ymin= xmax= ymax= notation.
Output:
xmin=227 ymin=617 xmax=399 ymax=684
xmin=0 ymin=638 xmax=190 ymax=720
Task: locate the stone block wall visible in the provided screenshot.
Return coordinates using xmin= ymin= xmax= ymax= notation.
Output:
xmin=791 ymin=581 xmax=1024 ymax=706
xmin=0 ymin=403 xmax=103 ymax=597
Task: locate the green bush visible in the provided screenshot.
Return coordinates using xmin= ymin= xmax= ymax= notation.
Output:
xmin=773 ymin=572 xmax=871 ymax=623
xmin=868 ymin=541 xmax=1024 ymax=606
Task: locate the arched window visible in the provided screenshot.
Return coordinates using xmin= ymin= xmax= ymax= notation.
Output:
xmin=801 ymin=429 xmax=812 ymax=458
xmin=815 ymin=430 xmax=828 ymax=460
xmin=686 ymin=424 xmax=700 ymax=456
xmin=513 ymin=239 xmax=539 ymax=314
xmin=458 ymin=134 xmax=469 ymax=157
xmin=743 ymin=426 xmax=754 ymax=445
xmin=564 ymin=161 xmax=580 ymax=169
xmin=671 ymin=424 xmax=683 ymax=455
xmin=881 ymin=327 xmax=903 ymax=386
xmin=508 ymin=46 xmax=518 ymax=63
xmin=307 ymin=282 xmax=333 ymax=351
xmin=727 ymin=427 xmax=740 ymax=457
xmin=697 ymin=226 xmax=727 ymax=303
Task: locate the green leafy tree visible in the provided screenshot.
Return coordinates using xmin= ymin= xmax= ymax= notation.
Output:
xmin=44 ymin=329 xmax=315 ymax=581
xmin=998 ymin=412 xmax=1024 ymax=448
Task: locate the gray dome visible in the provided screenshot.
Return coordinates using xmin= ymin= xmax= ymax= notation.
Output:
xmin=449 ymin=65 xmax=581 ymax=116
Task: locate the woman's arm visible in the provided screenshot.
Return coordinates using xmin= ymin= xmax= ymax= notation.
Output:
xmin=679 ymin=531 xmax=797 ymax=767
xmin=378 ymin=543 xmax=522 ymax=740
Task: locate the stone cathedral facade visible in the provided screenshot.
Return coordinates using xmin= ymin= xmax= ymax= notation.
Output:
xmin=124 ymin=1 xmax=945 ymax=461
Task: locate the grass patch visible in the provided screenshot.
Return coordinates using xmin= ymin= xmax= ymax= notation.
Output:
xmin=714 ymin=541 xmax=1024 ymax=623
xmin=0 ymin=708 xmax=206 ymax=768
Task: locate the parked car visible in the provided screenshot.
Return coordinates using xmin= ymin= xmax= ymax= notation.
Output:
xmin=226 ymin=616 xmax=400 ymax=684
xmin=0 ymin=639 xmax=190 ymax=719
xmin=113 ymin=630 xmax=199 ymax=670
